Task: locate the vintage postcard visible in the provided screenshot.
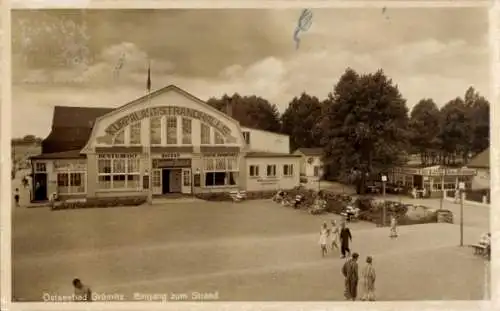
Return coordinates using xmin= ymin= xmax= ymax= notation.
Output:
xmin=9 ymin=5 xmax=492 ymax=306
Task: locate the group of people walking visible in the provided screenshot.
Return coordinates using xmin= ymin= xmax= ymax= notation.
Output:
xmin=319 ymin=218 xmax=386 ymax=301
xmin=319 ymin=220 xmax=353 ymax=258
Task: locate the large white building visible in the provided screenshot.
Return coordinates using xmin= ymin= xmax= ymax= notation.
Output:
xmin=30 ymin=85 xmax=300 ymax=201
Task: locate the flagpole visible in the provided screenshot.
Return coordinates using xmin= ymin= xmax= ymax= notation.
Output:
xmin=147 ymin=60 xmax=153 ymax=205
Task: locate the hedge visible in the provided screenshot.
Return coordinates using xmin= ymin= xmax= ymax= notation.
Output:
xmin=52 ymin=196 xmax=147 ymax=210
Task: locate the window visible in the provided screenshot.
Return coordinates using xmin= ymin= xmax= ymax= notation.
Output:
xmin=34 ymin=162 xmax=46 ymax=172
xmin=130 ymin=122 xmax=141 ymax=145
xmin=242 ymin=131 xmax=251 ymax=145
xmin=201 ymin=123 xmax=210 ymax=144
xmin=214 ymin=131 xmax=225 ymax=144
xmin=182 ymin=118 xmax=192 ymax=144
xmin=150 ymin=117 xmax=161 ymax=145
xmin=266 ymin=165 xmax=276 ymax=177
xmin=97 ymin=154 xmax=140 ymax=190
xmin=249 ymin=165 xmax=259 ymax=177
xmin=283 ymin=164 xmax=294 ymax=177
xmin=204 ymin=157 xmax=238 ymax=187
xmin=57 ymin=172 xmax=85 ymax=194
xmin=166 ymin=116 xmax=177 ymax=145
xmin=113 ymin=130 xmax=125 ymax=145
xmin=314 ymin=166 xmax=320 ymax=177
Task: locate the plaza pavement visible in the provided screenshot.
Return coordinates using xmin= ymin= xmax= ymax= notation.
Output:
xmin=12 ymin=199 xmax=489 ymax=301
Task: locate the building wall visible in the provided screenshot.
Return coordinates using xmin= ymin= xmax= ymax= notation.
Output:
xmin=244 ymin=157 xmax=300 ymax=192
xmin=240 ymin=127 xmax=290 ymax=154
xmin=472 ymin=168 xmax=490 ymax=189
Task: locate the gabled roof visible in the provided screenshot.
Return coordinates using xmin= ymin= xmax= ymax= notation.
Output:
xmin=31 ymin=150 xmax=85 ymax=160
xmin=295 ymin=148 xmax=323 ymax=156
xmin=468 ymin=148 xmax=489 ymax=169
xmin=52 ymin=106 xmax=113 ymax=128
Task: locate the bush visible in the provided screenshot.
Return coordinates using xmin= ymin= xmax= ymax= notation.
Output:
xmin=52 ymin=196 xmax=147 ymax=210
xmin=195 ymin=190 xmax=276 ymax=201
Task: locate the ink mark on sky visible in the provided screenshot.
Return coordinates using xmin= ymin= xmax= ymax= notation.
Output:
xmin=114 ymin=53 xmax=126 ymax=79
xmin=293 ymin=9 xmax=313 ymax=50
xmin=382 ymin=7 xmax=390 ymax=20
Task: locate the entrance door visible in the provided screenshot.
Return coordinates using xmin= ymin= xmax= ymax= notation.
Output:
xmin=152 ymin=169 xmax=162 ymax=195
xmin=414 ymin=175 xmax=423 ymax=189
xmin=162 ymin=169 xmax=171 ymax=194
xmin=182 ymin=168 xmax=192 ymax=194
xmin=169 ymin=169 xmax=182 ymax=193
xmin=33 ymin=173 xmax=48 ymax=201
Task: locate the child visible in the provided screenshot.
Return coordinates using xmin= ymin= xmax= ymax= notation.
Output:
xmin=390 ymin=215 xmax=398 ymax=238
xmin=319 ymin=222 xmax=329 ymax=257
xmin=14 ymin=188 xmax=20 ymax=207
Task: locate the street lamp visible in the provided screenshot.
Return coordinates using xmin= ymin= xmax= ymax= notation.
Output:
xmin=381 ymin=175 xmax=387 ymax=226
xmin=459 ymin=181 xmax=465 ymax=247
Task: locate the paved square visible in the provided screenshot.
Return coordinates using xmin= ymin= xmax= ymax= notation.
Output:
xmin=12 ymin=199 xmax=489 ymax=301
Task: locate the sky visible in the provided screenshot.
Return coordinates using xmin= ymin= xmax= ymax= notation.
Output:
xmin=11 ymin=8 xmax=490 ymax=138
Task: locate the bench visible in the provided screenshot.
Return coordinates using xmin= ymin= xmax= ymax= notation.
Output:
xmin=470 ymin=243 xmax=488 ymax=256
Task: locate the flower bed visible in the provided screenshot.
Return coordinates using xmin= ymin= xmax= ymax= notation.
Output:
xmin=52 ymin=196 xmax=147 ymax=210
xmin=194 ymin=190 xmax=276 ymax=201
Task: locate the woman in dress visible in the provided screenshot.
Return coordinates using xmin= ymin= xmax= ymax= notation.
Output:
xmin=390 ymin=215 xmax=398 ymax=238
xmin=319 ymin=222 xmax=329 ymax=257
xmin=330 ymin=220 xmax=339 ymax=251
xmin=361 ymin=256 xmax=376 ymax=301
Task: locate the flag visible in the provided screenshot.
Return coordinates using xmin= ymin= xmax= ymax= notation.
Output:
xmin=146 ymin=62 xmax=151 ymax=92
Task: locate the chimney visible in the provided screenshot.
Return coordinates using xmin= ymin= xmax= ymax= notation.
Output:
xmin=225 ymin=99 xmax=233 ymax=117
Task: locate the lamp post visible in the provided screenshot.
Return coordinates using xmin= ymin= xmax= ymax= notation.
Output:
xmin=381 ymin=175 xmax=387 ymax=226
xmin=459 ymin=181 xmax=465 ymax=247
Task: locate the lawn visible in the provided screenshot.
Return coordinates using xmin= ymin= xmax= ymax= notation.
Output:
xmin=12 ymin=199 xmax=489 ymax=301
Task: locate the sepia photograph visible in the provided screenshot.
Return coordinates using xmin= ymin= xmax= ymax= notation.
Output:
xmin=11 ymin=7 xmax=491 ymax=302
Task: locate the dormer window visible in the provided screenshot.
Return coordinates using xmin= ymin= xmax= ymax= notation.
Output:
xmin=242 ymin=131 xmax=250 ymax=145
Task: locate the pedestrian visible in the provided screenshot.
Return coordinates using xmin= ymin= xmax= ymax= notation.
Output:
xmin=361 ymin=256 xmax=376 ymax=301
xmin=319 ymin=222 xmax=329 ymax=257
xmin=14 ymin=188 xmax=20 ymax=207
xmin=341 ymin=252 xmax=359 ymax=301
xmin=330 ymin=220 xmax=339 ymax=251
xmin=72 ymin=278 xmax=92 ymax=302
xmin=389 ymin=215 xmax=398 ymax=238
xmin=339 ymin=222 xmax=352 ymax=259
xmin=454 ymin=188 xmax=460 ymax=203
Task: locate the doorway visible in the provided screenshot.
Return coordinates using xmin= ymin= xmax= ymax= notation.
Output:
xmin=162 ymin=169 xmax=171 ymax=194
xmin=413 ymin=175 xmax=423 ymax=189
xmin=33 ymin=173 xmax=48 ymax=201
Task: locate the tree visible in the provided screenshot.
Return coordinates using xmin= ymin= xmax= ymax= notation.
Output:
xmin=464 ymin=87 xmax=489 ymax=155
xmin=206 ymin=93 xmax=281 ymax=133
xmin=408 ymin=99 xmax=441 ymax=166
xmin=319 ymin=68 xmax=410 ymax=194
xmin=281 ymin=93 xmax=323 ymax=151
xmin=438 ymin=97 xmax=470 ymax=165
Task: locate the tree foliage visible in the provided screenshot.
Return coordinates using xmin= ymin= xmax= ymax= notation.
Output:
xmin=281 ymin=93 xmax=323 ymax=151
xmin=11 ymin=135 xmax=43 ymax=146
xmin=319 ymin=68 xmax=410 ymax=194
xmin=409 ymin=99 xmax=441 ymax=165
xmin=206 ymin=93 xmax=281 ymax=133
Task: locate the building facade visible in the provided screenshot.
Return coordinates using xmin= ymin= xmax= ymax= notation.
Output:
xmin=293 ymin=148 xmax=324 ymax=181
xmin=31 ymin=85 xmax=300 ymax=201
xmin=388 ymin=165 xmax=476 ymax=196
xmin=467 ymin=148 xmax=489 ymax=189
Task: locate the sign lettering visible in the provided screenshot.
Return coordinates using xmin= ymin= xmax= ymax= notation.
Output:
xmin=153 ymin=158 xmax=191 ymax=168
xmin=105 ymin=106 xmax=232 ymax=137
xmin=204 ymin=152 xmax=237 ymax=157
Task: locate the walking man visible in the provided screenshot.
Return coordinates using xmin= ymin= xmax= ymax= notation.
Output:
xmin=361 ymin=256 xmax=376 ymax=301
xmin=14 ymin=188 xmax=20 ymax=207
xmin=341 ymin=252 xmax=359 ymax=301
xmin=340 ymin=222 xmax=352 ymax=259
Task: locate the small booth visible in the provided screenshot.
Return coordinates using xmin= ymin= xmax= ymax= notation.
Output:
xmin=388 ymin=165 xmax=476 ymax=198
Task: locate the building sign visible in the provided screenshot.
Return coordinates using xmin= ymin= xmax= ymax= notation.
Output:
xmin=53 ymin=160 xmax=87 ymax=171
xmin=153 ymin=158 xmax=192 ymax=169
xmin=204 ymin=152 xmax=238 ymax=157
xmin=161 ymin=153 xmax=180 ymax=159
xmin=257 ymin=178 xmax=279 ymax=185
xmin=105 ymin=106 xmax=232 ymax=137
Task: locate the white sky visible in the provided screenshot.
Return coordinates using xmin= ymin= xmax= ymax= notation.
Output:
xmin=11 ymin=8 xmax=490 ymax=138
